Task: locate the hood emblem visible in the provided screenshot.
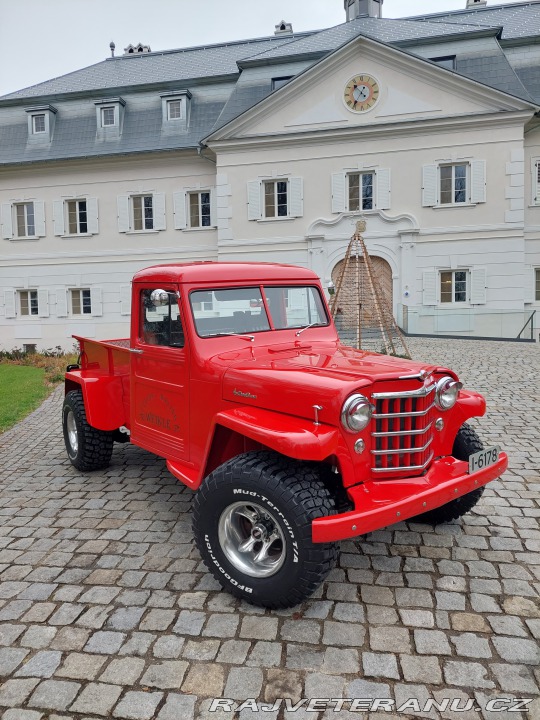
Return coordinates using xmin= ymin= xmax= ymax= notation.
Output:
xmin=233 ymin=388 xmax=257 ymax=400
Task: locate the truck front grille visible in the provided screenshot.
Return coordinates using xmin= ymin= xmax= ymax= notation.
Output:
xmin=371 ymin=383 xmax=436 ymax=475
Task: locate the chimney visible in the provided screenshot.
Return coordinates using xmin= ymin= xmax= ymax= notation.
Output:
xmin=274 ymin=20 xmax=293 ymax=35
xmin=123 ymin=43 xmax=152 ymax=55
xmin=466 ymin=0 xmax=487 ymax=7
xmin=345 ymin=0 xmax=383 ymax=21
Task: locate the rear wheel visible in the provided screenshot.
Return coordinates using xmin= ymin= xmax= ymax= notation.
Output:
xmin=193 ymin=452 xmax=338 ymax=608
xmin=413 ymin=423 xmax=485 ymax=525
xmin=62 ymin=390 xmax=114 ymax=471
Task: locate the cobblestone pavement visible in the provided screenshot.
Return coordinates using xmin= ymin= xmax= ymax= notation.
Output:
xmin=0 ymin=338 xmax=539 ymax=720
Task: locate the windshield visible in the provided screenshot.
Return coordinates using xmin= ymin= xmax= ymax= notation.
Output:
xmin=263 ymin=286 xmax=328 ymax=330
xmin=190 ymin=285 xmax=328 ymax=338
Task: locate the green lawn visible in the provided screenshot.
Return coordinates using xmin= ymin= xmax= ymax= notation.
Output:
xmin=0 ymin=364 xmax=49 ymax=433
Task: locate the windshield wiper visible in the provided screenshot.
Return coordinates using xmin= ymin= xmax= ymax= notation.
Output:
xmin=295 ymin=323 xmax=322 ymax=337
xmin=213 ymin=332 xmax=255 ymax=342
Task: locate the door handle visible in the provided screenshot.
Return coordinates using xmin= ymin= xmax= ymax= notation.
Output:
xmin=129 ymin=348 xmax=144 ymax=355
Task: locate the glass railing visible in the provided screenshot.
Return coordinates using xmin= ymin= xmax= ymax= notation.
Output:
xmin=397 ymin=305 xmax=539 ymax=341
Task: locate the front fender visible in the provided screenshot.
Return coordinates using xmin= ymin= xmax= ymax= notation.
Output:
xmin=214 ymin=406 xmax=339 ymax=462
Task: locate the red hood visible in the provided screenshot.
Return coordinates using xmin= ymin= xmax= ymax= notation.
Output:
xmin=220 ymin=341 xmax=450 ymax=424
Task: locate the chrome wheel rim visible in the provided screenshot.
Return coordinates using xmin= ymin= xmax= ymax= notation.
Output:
xmin=218 ymin=502 xmax=286 ymax=578
xmin=66 ymin=410 xmax=78 ymax=453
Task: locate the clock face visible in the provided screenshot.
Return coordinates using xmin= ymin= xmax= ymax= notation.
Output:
xmin=344 ymin=75 xmax=380 ymax=113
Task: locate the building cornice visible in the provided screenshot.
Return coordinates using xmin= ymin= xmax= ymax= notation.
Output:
xmin=0 ymin=145 xmax=203 ymax=170
xmin=206 ymin=110 xmax=535 ymax=153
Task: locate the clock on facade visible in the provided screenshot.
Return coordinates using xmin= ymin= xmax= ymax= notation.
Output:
xmin=344 ymin=75 xmax=380 ymax=112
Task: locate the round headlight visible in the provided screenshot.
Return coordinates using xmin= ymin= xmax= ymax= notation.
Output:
xmin=435 ymin=376 xmax=462 ymax=410
xmin=341 ymin=394 xmax=374 ymax=433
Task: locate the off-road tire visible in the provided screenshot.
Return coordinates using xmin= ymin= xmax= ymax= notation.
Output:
xmin=413 ymin=423 xmax=485 ymax=525
xmin=193 ymin=452 xmax=338 ymax=608
xmin=62 ymin=390 xmax=114 ymax=471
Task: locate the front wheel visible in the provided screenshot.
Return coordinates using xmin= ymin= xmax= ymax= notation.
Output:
xmin=192 ymin=452 xmax=338 ymax=608
xmin=62 ymin=390 xmax=114 ymax=471
xmin=413 ymin=423 xmax=485 ymax=525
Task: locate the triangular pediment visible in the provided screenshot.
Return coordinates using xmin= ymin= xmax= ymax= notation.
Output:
xmin=206 ymin=35 xmax=535 ymax=143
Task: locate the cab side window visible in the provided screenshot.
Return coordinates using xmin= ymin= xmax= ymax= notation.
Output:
xmin=140 ymin=288 xmax=184 ymax=348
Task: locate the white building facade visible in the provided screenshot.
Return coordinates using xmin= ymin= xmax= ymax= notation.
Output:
xmin=0 ymin=0 xmax=539 ymax=350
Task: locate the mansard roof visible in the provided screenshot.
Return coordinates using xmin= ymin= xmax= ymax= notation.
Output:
xmin=410 ymin=1 xmax=540 ymax=42
xmin=0 ymin=35 xmax=307 ymax=102
xmin=0 ymin=3 xmax=538 ymax=166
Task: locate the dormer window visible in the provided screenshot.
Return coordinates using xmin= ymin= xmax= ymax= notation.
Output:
xmin=32 ymin=114 xmax=46 ymax=134
xmin=101 ymin=107 xmax=116 ymax=127
xmin=25 ymin=105 xmax=57 ymax=143
xmin=161 ymin=91 xmax=191 ymax=131
xmin=94 ymin=97 xmax=125 ymax=138
xmin=167 ymin=100 xmax=184 ymax=121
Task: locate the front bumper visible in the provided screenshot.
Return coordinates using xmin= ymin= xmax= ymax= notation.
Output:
xmin=312 ymin=452 xmax=508 ymax=542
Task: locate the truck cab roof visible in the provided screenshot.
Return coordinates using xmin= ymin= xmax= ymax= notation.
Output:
xmin=132 ymin=262 xmax=318 ymax=285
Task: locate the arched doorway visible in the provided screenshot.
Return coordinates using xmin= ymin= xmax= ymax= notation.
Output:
xmin=331 ymin=255 xmax=393 ymax=347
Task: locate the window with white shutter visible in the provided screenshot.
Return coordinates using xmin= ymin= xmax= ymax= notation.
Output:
xmin=247 ymin=181 xmax=261 ymax=221
xmin=1 ymin=203 xmax=13 ymax=239
xmin=5 ymin=200 xmax=45 ymax=239
xmin=247 ymin=178 xmax=304 ymax=220
xmin=90 ymin=287 xmax=103 ymax=317
xmin=34 ymin=202 xmax=46 ymax=237
xmin=37 ymin=289 xmax=49 ymax=317
xmin=423 ymin=161 xmax=486 ymax=207
xmin=331 ymin=172 xmax=346 ymax=214
xmin=470 ymin=268 xmax=487 ymax=305
xmin=56 ymin=288 xmax=68 ymax=317
xmin=117 ymin=194 xmax=166 ymax=232
xmin=524 ymin=267 xmax=536 ymax=304
xmin=4 ymin=290 xmax=16 ymax=319
xmin=470 ymin=161 xmax=486 ymax=204
xmin=422 ymin=271 xmax=438 ymax=306
xmin=533 ymin=161 xmax=540 ymax=205
xmin=376 ymin=168 xmax=391 ymax=210
xmin=53 ymin=198 xmax=98 ymax=236
xmin=152 ymin=193 xmax=166 ymax=231
xmin=120 ymin=285 xmax=132 ymax=315
xmin=332 ymin=169 xmax=391 ymax=213
xmin=422 ymin=165 xmax=438 ymax=207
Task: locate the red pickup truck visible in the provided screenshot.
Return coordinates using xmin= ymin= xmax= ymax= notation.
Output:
xmin=63 ymin=262 xmax=507 ymax=608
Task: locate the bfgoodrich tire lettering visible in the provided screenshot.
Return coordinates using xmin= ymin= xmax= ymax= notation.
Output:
xmin=193 ymin=452 xmax=338 ymax=608
xmin=62 ymin=390 xmax=114 ymax=471
xmin=413 ymin=423 xmax=485 ymax=525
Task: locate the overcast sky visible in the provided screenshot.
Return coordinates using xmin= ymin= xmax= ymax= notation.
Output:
xmin=0 ymin=0 xmax=527 ymax=97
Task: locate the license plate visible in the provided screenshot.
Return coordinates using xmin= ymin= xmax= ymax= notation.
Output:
xmin=469 ymin=446 xmax=500 ymax=474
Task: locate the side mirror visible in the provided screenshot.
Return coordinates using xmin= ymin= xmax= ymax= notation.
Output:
xmin=150 ymin=289 xmax=170 ymax=307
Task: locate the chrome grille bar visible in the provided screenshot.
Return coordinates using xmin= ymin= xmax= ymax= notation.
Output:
xmin=372 ymin=452 xmax=434 ymax=474
xmin=371 ymin=437 xmax=433 ymax=456
xmin=371 ymin=382 xmax=436 ymax=477
xmin=372 ymin=384 xmax=436 ymax=399
xmin=372 ymin=423 xmax=433 ymax=438
xmin=373 ymin=403 xmax=435 ymax=419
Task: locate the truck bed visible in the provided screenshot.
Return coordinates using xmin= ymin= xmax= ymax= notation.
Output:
xmin=66 ymin=336 xmax=131 ymax=431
